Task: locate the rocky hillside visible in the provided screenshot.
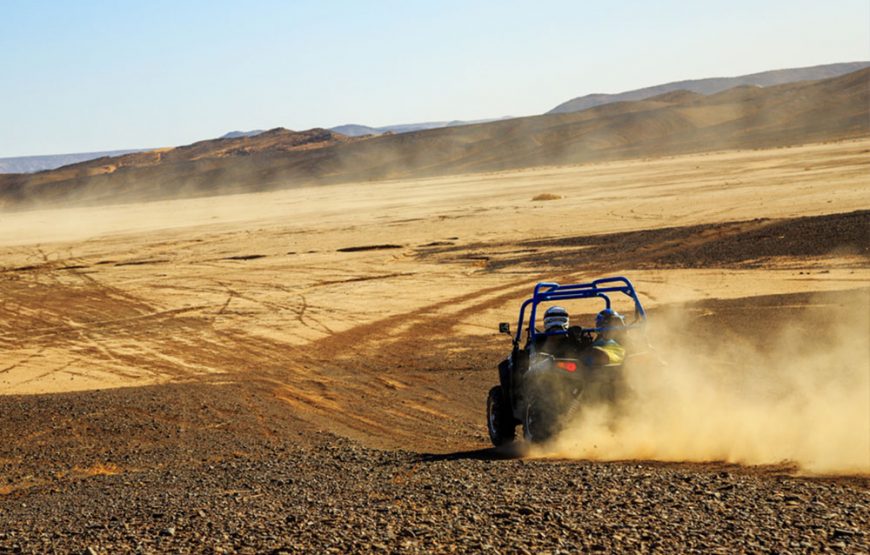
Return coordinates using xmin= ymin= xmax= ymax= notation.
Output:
xmin=548 ymin=60 xmax=870 ymax=114
xmin=1 ymin=68 xmax=867 ymax=209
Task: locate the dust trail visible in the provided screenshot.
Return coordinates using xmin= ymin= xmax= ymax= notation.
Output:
xmin=540 ymin=291 xmax=870 ymax=474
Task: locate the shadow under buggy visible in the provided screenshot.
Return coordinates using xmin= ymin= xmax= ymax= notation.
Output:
xmin=487 ymin=277 xmax=648 ymax=445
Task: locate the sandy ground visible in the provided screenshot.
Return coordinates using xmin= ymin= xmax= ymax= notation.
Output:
xmin=1 ymin=139 xmax=868 ymax=446
xmin=1 ymin=139 xmax=868 ymax=553
xmin=1 ymin=138 xmax=867 ymax=397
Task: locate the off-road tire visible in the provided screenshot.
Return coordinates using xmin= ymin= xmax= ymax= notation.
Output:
xmin=523 ymin=398 xmax=557 ymax=443
xmin=486 ymin=386 xmax=516 ymax=446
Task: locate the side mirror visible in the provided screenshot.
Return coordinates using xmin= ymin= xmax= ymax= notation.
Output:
xmin=499 ymin=322 xmax=511 ymax=335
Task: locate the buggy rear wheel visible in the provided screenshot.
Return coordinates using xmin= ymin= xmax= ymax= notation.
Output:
xmin=486 ymin=386 xmax=516 ymax=446
xmin=523 ymin=398 xmax=557 ymax=444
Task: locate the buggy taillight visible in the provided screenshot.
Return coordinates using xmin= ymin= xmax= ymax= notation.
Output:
xmin=556 ymin=361 xmax=577 ymax=372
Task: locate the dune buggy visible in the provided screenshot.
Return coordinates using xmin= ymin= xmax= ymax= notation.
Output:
xmin=487 ymin=276 xmax=648 ymax=445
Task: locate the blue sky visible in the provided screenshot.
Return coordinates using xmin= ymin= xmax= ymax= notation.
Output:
xmin=1 ymin=0 xmax=868 ymax=157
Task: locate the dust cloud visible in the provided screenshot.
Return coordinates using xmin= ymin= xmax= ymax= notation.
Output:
xmin=542 ymin=292 xmax=870 ymax=475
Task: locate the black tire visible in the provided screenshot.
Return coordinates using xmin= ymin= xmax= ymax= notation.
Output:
xmin=523 ymin=398 xmax=557 ymax=443
xmin=486 ymin=386 xmax=516 ymax=446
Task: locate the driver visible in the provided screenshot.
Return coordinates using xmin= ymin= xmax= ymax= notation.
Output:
xmin=543 ymin=305 xmax=569 ymax=333
xmin=537 ymin=306 xmax=580 ymax=357
xmin=582 ymin=308 xmax=627 ymax=366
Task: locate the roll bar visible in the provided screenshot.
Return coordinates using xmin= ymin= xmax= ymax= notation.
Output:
xmin=512 ymin=276 xmax=646 ymax=345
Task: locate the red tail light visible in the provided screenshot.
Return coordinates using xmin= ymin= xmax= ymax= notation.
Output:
xmin=556 ymin=361 xmax=577 ymax=372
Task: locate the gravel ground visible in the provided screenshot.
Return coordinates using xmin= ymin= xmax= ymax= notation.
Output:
xmin=2 ymin=433 xmax=867 ymax=554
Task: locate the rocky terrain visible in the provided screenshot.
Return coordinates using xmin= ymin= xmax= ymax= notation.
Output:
xmin=2 ymin=434 xmax=867 ymax=553
xmin=2 ymin=369 xmax=867 ymax=554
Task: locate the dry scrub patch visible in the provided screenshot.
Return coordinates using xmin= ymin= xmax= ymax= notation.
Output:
xmin=532 ymin=193 xmax=561 ymax=201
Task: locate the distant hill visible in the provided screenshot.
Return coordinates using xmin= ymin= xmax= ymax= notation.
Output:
xmin=6 ymin=62 xmax=865 ymax=176
xmin=2 ymin=68 xmax=867 ymax=210
xmin=220 ymin=130 xmax=265 ymax=139
xmin=1 ymin=121 xmax=509 ymax=174
xmin=331 ymin=118 xmax=511 ymax=137
xmin=0 ymin=149 xmax=146 ymax=174
xmin=548 ymin=61 xmax=870 ymax=114
xmin=330 ymin=124 xmax=383 ymax=137
xmin=0 ymin=127 xmax=354 ymax=203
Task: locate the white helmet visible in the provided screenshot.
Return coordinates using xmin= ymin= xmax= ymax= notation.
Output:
xmin=543 ymin=306 xmax=569 ymax=332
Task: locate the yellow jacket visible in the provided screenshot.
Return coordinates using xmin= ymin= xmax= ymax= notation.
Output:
xmin=585 ymin=338 xmax=626 ymax=366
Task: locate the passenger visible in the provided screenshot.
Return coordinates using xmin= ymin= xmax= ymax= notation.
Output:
xmin=582 ymin=308 xmax=627 ymax=366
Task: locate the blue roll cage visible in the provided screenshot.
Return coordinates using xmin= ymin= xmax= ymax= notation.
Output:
xmin=513 ymin=276 xmax=647 ymax=345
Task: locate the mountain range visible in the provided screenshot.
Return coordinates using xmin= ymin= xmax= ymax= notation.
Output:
xmin=3 ymin=61 xmax=864 ymax=175
xmin=1 ymin=65 xmax=866 ymax=210
xmin=331 ymin=117 xmax=511 ymax=137
xmin=0 ymin=120 xmax=509 ymax=174
xmin=548 ymin=61 xmax=870 ymax=114
xmin=0 ymin=149 xmax=145 ymax=174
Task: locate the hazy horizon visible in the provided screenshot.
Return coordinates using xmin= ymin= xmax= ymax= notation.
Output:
xmin=2 ymin=0 xmax=868 ymax=157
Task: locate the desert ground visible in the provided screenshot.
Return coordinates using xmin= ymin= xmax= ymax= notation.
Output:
xmin=1 ymin=139 xmax=868 ymax=553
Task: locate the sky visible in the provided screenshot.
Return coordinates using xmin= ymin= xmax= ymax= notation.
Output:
xmin=1 ymin=0 xmax=868 ymax=157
